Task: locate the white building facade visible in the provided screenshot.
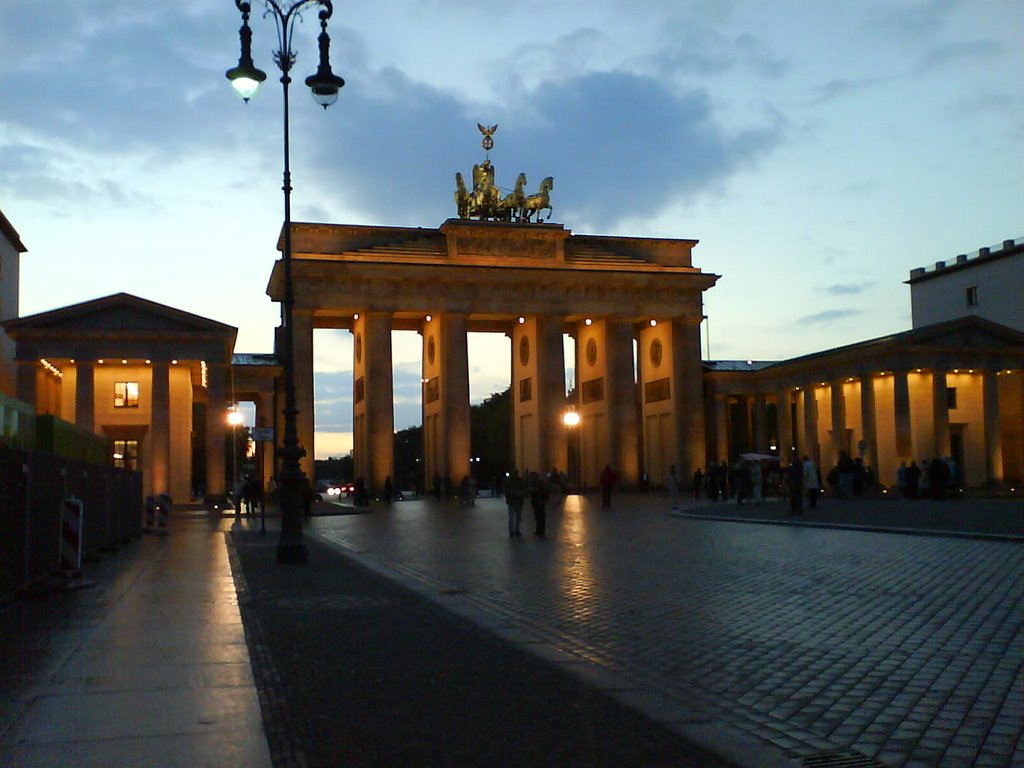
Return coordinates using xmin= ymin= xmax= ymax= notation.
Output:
xmin=909 ymin=238 xmax=1024 ymax=332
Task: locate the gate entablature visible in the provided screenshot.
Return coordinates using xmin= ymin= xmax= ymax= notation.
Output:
xmin=269 ymin=220 xmax=717 ymax=323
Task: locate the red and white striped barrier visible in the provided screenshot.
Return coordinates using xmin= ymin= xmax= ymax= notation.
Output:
xmin=58 ymin=497 xmax=84 ymax=577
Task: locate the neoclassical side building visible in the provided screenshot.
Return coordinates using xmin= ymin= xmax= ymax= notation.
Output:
xmin=4 ymin=294 xmax=241 ymax=501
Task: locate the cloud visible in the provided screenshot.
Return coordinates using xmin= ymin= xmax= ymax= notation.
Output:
xmin=794 ymin=309 xmax=862 ymax=325
xmin=824 ymin=283 xmax=873 ymax=296
xmin=918 ymin=40 xmax=1002 ymax=73
xmin=868 ymin=0 xmax=959 ymax=39
xmin=806 ymin=77 xmax=885 ymax=106
xmin=305 ymin=67 xmax=782 ymax=229
xmin=650 ymin=21 xmax=788 ymax=80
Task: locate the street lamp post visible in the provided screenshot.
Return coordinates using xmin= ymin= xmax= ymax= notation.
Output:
xmin=227 ymin=0 xmax=345 ymax=563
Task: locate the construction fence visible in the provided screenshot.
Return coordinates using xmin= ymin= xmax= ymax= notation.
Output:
xmin=0 ymin=447 xmax=142 ymax=598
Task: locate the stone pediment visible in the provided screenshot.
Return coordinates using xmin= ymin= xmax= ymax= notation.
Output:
xmin=4 ymin=293 xmax=236 ymax=337
xmin=899 ymin=316 xmax=1024 ymax=353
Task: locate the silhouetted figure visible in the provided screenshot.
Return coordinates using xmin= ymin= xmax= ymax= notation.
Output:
xmin=505 ymin=469 xmax=525 ymax=537
xmin=666 ymin=465 xmax=680 ymax=511
xmin=383 ymin=475 xmax=393 ymax=504
xmin=432 ymin=473 xmax=442 ymax=501
xmin=802 ymin=455 xmax=820 ymax=509
xmin=599 ymin=464 xmax=617 ymax=508
xmin=786 ymin=461 xmax=803 ymax=516
xmin=529 ymin=471 xmax=548 ymax=536
xmin=906 ymin=461 xmax=921 ymax=499
xmin=692 ymin=468 xmax=703 ymax=499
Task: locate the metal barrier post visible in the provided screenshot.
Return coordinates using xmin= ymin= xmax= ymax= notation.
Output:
xmin=55 ymin=496 xmax=94 ymax=591
xmin=144 ymin=495 xmax=156 ymax=533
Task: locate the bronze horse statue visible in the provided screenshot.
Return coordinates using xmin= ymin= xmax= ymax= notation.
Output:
xmin=522 ymin=176 xmax=554 ymax=222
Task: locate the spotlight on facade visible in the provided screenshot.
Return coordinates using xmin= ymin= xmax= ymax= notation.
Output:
xmin=518 ymin=316 xmax=525 ymax=324
xmin=584 ymin=318 xmax=592 ymax=326
xmin=425 ymin=315 xmax=432 ymax=322
xmin=649 ymin=319 xmax=657 ymax=327
xmin=563 ymin=410 xmax=581 ymax=427
xmin=353 ymin=313 xmax=359 ymax=320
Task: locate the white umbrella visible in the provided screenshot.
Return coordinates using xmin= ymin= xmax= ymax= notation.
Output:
xmin=739 ymin=452 xmax=781 ymax=461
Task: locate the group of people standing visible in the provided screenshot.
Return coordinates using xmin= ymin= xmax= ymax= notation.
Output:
xmin=503 ymin=467 xmax=563 ymax=537
xmin=784 ymin=455 xmax=821 ymax=515
xmin=896 ymin=457 xmax=959 ymax=500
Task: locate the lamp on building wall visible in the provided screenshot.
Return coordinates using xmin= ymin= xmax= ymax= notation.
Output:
xmin=563 ymin=407 xmax=581 ymax=493
xmin=227 ymin=0 xmax=345 ymax=563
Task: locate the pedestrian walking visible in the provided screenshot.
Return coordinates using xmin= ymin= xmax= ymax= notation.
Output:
xmin=383 ymin=475 xmax=393 ymax=505
xmin=802 ymin=455 xmax=819 ymax=509
xmin=666 ymin=464 xmax=681 ymax=511
xmin=692 ymin=467 xmax=703 ymax=499
xmin=707 ymin=465 xmax=719 ymax=503
xmin=504 ymin=468 xmax=525 ymax=537
xmin=529 ymin=471 xmax=548 ymax=536
xmin=599 ymin=464 xmax=617 ymax=508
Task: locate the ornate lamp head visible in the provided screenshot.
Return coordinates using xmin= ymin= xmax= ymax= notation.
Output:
xmin=226 ymin=1 xmax=267 ymax=101
xmin=304 ymin=8 xmax=345 ymax=108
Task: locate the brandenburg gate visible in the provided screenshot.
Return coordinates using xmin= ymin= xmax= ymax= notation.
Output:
xmin=267 ymin=136 xmax=718 ymax=492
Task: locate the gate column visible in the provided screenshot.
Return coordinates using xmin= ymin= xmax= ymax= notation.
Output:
xmin=512 ymin=315 xmax=566 ymax=477
xmin=292 ymin=310 xmax=315 ymax=483
xmin=670 ymin=317 xmax=705 ymax=480
xmin=422 ymin=313 xmax=470 ymax=487
xmin=353 ymin=311 xmax=395 ymax=494
xmin=607 ymin=319 xmax=638 ymax=485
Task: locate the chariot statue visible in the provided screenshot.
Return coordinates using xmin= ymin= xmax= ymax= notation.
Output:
xmin=452 ymin=124 xmax=554 ymax=223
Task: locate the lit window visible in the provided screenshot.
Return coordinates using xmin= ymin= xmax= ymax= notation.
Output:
xmin=965 ymin=286 xmax=979 ymax=307
xmin=112 ymin=439 xmax=139 ymax=471
xmin=114 ymin=381 xmax=140 ymax=408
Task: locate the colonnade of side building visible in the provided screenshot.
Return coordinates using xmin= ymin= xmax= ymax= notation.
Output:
xmin=707 ymin=321 xmax=1024 ymax=486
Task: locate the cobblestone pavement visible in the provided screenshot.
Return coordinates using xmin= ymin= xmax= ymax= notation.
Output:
xmin=311 ymin=494 xmax=1023 ymax=768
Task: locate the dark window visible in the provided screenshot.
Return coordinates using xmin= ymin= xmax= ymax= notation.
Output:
xmin=114 ymin=381 xmax=139 ymax=408
xmin=946 ymin=387 xmax=957 ymax=409
xmin=113 ymin=439 xmax=139 ymax=471
xmin=965 ymin=286 xmax=979 ymax=307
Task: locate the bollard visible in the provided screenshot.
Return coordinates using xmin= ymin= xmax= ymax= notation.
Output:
xmin=155 ymin=494 xmax=171 ymax=537
xmin=144 ymin=495 xmax=157 ymax=533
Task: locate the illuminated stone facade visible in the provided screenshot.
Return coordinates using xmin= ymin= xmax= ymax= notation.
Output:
xmin=3 ymin=294 xmax=239 ymax=502
xmin=268 ymin=218 xmax=717 ymax=490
